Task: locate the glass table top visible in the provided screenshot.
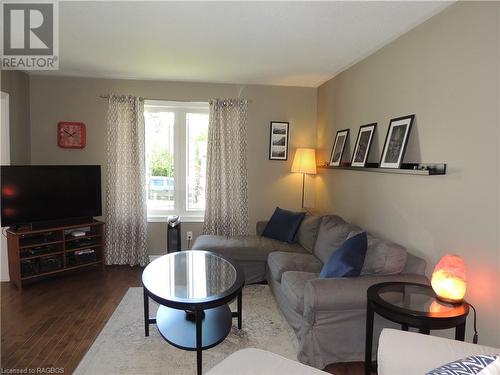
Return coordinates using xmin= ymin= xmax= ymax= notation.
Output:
xmin=142 ymin=251 xmax=238 ymax=302
xmin=377 ymin=284 xmax=459 ymax=315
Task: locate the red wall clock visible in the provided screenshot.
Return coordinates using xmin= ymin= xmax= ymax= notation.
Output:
xmin=57 ymin=122 xmax=86 ymax=149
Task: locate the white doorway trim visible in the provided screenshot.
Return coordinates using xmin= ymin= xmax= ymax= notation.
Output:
xmin=1 ymin=92 xmax=9 ymax=164
xmin=1 ymin=91 xmax=10 ymax=281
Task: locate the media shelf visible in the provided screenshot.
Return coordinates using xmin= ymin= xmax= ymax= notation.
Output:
xmin=20 ymin=237 xmax=63 ymax=248
xmin=65 ymin=233 xmax=101 ymax=242
xmin=20 ymin=261 xmax=103 ymax=281
xmin=21 ymin=251 xmax=65 ymax=261
xmin=6 ymin=220 xmax=105 ymax=289
xmin=66 ymin=243 xmax=102 ymax=253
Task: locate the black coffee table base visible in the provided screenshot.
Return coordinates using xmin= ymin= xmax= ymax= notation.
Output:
xmin=144 ymin=287 xmax=243 ymax=375
xmin=156 ymin=305 xmax=232 ymax=350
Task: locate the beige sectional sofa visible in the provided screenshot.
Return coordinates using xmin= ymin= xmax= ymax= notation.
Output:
xmin=192 ymin=213 xmax=429 ymax=368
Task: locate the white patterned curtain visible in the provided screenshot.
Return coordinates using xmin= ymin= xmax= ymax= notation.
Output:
xmin=105 ymin=95 xmax=148 ymax=266
xmin=203 ymin=99 xmax=249 ymax=236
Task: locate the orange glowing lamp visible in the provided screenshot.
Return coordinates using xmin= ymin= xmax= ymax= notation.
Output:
xmin=431 ymin=254 xmax=466 ymax=303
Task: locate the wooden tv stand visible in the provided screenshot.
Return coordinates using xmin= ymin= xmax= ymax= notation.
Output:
xmin=6 ymin=220 xmax=105 ymax=289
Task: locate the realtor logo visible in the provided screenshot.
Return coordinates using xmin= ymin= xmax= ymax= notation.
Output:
xmin=1 ymin=0 xmax=59 ymax=70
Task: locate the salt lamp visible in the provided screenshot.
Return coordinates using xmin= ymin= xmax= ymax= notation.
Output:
xmin=431 ymin=254 xmax=466 ymax=303
xmin=429 ymin=300 xmax=450 ymax=314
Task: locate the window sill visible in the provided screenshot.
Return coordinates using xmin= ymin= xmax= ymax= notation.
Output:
xmin=147 ymin=216 xmax=204 ymax=223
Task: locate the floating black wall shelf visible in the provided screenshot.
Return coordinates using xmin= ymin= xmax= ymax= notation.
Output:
xmin=318 ymin=163 xmax=447 ymax=176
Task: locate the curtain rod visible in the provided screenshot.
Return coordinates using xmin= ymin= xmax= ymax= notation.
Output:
xmin=99 ymin=95 xmax=196 ymax=102
xmin=99 ymin=95 xmax=143 ymax=101
xmin=99 ymin=95 xmax=251 ymax=103
xmin=100 ymin=95 xmax=186 ymax=102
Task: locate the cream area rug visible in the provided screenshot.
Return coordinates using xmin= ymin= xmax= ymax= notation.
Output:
xmin=75 ymin=285 xmax=298 ymax=374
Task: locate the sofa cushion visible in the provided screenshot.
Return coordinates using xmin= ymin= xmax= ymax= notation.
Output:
xmin=319 ymin=232 xmax=368 ymax=278
xmin=281 ymin=271 xmax=318 ymax=315
xmin=313 ymin=215 xmax=360 ymax=264
xmin=361 ymin=233 xmax=407 ymax=275
xmin=192 ymin=234 xmax=307 ymax=263
xmin=296 ymin=215 xmax=322 ymax=253
xmin=262 ymin=207 xmax=306 ymax=243
xmin=268 ymin=251 xmax=323 ymax=282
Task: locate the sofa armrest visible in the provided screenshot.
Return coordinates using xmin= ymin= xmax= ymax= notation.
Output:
xmin=303 ymin=274 xmax=429 ymax=312
xmin=256 ymin=221 xmax=268 ymax=236
xmin=378 ymin=329 xmax=500 ymax=375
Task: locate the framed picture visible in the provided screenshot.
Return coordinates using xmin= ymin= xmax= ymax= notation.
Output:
xmin=269 ymin=121 xmax=289 ymax=160
xmin=329 ymin=129 xmax=349 ymax=166
xmin=351 ymin=123 xmax=377 ymax=167
xmin=380 ymin=114 xmax=415 ymax=168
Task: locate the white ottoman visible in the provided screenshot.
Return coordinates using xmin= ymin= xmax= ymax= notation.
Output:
xmin=378 ymin=329 xmax=500 ymax=375
xmin=207 ymin=348 xmax=325 ymax=374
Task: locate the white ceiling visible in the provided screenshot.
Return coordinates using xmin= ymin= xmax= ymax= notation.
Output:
xmin=43 ymin=1 xmax=451 ymax=87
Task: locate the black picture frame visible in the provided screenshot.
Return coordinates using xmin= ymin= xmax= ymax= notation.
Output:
xmin=269 ymin=121 xmax=289 ymax=160
xmin=329 ymin=129 xmax=349 ymax=166
xmin=380 ymin=115 xmax=415 ymax=169
xmin=351 ymin=123 xmax=377 ymax=167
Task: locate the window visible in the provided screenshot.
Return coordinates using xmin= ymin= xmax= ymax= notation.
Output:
xmin=144 ymin=101 xmax=209 ymax=221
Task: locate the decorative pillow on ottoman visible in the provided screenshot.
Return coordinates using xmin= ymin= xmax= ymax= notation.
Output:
xmin=319 ymin=231 xmax=368 ymax=278
xmin=426 ymin=355 xmax=500 ymax=375
xmin=262 ymin=207 xmax=305 ymax=243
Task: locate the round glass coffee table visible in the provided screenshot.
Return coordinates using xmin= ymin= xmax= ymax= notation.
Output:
xmin=364 ymin=282 xmax=469 ymax=375
xmin=142 ymin=250 xmax=245 ymax=375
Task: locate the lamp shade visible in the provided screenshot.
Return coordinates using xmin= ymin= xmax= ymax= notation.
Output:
xmin=431 ymin=254 xmax=466 ymax=303
xmin=291 ymin=148 xmax=316 ymax=174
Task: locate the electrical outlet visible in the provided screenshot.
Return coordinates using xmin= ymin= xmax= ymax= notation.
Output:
xmin=186 ymin=231 xmax=193 ymax=241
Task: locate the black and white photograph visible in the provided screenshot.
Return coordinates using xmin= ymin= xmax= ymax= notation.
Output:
xmin=351 ymin=123 xmax=377 ymax=167
xmin=269 ymin=122 xmax=289 ymax=160
xmin=272 ymin=135 xmax=286 ymax=146
xmin=380 ymin=115 xmax=415 ymax=168
xmin=272 ymin=127 xmax=287 ymax=135
xmin=329 ymin=129 xmax=349 ymax=166
xmin=271 ymin=148 xmax=286 ymax=158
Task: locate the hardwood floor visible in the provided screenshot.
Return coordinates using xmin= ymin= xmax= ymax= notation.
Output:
xmin=1 ymin=266 xmax=143 ymax=373
xmin=1 ymin=266 xmax=366 ymax=375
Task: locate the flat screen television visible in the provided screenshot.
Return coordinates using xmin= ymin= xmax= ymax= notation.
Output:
xmin=1 ymin=165 xmax=102 ymax=228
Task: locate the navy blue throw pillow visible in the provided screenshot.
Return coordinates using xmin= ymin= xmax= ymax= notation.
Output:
xmin=262 ymin=207 xmax=306 ymax=243
xmin=319 ymin=232 xmax=368 ymax=278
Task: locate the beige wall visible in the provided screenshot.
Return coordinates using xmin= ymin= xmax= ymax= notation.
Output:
xmin=316 ymin=2 xmax=500 ymax=347
xmin=1 ymin=71 xmax=31 ymax=164
xmin=29 ymin=76 xmax=317 ymax=253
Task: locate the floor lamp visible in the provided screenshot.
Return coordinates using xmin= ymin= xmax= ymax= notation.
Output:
xmin=291 ymin=148 xmax=317 ymax=209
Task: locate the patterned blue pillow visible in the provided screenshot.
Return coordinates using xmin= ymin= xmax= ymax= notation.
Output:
xmin=426 ymin=355 xmax=499 ymax=375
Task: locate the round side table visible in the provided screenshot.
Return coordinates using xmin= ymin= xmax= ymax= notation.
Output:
xmin=364 ymin=282 xmax=469 ymax=375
